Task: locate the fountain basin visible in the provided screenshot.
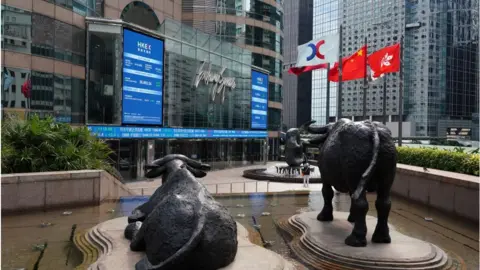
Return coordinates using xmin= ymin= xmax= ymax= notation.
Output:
xmin=243 ymin=163 xmax=322 ymax=183
xmin=76 ymin=217 xmax=297 ymax=270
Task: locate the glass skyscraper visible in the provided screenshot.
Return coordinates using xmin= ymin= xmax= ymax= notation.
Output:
xmin=311 ymin=0 xmax=479 ymax=139
xmin=311 ymin=0 xmax=339 ymax=125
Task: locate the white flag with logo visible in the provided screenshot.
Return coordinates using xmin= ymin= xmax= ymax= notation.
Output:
xmin=295 ymin=34 xmax=339 ymax=67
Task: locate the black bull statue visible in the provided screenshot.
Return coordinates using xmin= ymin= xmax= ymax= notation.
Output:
xmin=282 ymin=128 xmax=307 ymax=167
xmin=306 ymin=118 xmax=397 ymax=247
xmin=125 ymin=154 xmax=238 ymax=270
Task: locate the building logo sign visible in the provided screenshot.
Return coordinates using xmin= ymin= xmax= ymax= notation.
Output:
xmin=137 ymin=41 xmax=152 ymax=54
xmin=193 ymin=61 xmax=236 ymax=104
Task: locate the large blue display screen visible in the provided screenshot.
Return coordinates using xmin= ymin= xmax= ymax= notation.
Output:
xmin=122 ymin=29 xmax=164 ymax=125
xmin=88 ymin=126 xmax=268 ymax=139
xmin=251 ymin=70 xmax=269 ymax=129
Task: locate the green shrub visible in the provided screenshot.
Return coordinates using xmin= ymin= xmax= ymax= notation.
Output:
xmin=396 ymin=146 xmax=479 ymax=176
xmin=1 ymin=115 xmax=117 ymax=177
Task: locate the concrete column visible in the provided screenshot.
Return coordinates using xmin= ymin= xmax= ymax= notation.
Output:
xmin=147 ymin=140 xmax=155 ymax=164
xmin=389 ymin=115 xmax=392 ymax=122
xmin=263 ymin=139 xmax=268 ymax=165
xmin=242 ymin=139 xmax=247 ymax=165
xmin=166 ymin=140 xmax=171 ymax=154
xmin=136 ymin=140 xmax=146 ymax=180
xmin=369 ymin=115 xmax=373 ymax=121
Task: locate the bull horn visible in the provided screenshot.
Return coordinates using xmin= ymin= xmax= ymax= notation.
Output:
xmin=299 ymin=120 xmax=316 ymax=131
xmin=308 ymin=123 xmax=334 ymax=134
xmin=150 ymin=154 xmax=207 ymax=170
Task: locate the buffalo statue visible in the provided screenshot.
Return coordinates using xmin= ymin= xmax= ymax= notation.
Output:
xmin=125 ymin=154 xmax=238 ymax=270
xmin=281 ymin=128 xmax=307 ymax=167
xmin=306 ymin=119 xmax=397 ymax=247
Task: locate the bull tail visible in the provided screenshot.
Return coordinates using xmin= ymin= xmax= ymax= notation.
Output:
xmin=352 ymin=124 xmax=380 ymax=200
xmin=145 ymin=199 xmax=206 ymax=269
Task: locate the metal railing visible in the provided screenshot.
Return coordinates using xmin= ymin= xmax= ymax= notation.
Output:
xmin=130 ymin=180 xmax=271 ymax=196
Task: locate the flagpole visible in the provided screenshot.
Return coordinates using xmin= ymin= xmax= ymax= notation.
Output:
xmin=398 ymin=35 xmax=404 ymax=146
xmin=383 ymin=74 xmax=387 ymax=124
xmin=337 ymin=25 xmax=343 ymax=120
xmin=363 ymin=36 xmax=368 ymax=120
xmin=325 ymin=63 xmax=330 ymax=124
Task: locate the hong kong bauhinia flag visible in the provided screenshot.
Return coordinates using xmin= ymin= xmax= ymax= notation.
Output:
xmin=367 ymin=43 xmax=400 ymax=79
xmin=288 ymin=33 xmax=339 ymax=75
xmin=328 ymin=45 xmax=367 ymax=82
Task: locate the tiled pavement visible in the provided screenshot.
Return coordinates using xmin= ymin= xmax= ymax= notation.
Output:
xmin=126 ymin=162 xmax=323 ymax=195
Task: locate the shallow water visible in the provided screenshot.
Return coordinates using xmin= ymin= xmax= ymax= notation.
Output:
xmin=2 ymin=191 xmax=478 ymax=270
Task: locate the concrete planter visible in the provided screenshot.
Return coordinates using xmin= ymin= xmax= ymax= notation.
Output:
xmin=1 ymin=170 xmax=135 ymax=214
xmin=392 ymin=164 xmax=479 ymax=223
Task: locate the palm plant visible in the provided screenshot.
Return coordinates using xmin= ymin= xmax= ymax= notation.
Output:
xmin=1 ymin=115 xmax=117 ymax=176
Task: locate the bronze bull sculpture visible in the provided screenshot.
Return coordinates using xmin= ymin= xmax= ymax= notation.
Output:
xmin=281 ymin=127 xmax=307 ymax=167
xmin=306 ymin=119 xmax=397 ymax=247
xmin=125 ymin=154 xmax=238 ymax=270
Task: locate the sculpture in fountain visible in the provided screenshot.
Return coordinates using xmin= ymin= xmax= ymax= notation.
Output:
xmin=306 ymin=119 xmax=397 ymax=247
xmin=278 ymin=127 xmax=309 ymax=175
xmin=125 ymin=154 xmax=238 ymax=270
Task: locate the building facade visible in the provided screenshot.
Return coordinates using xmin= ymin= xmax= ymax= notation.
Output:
xmin=180 ymin=0 xmax=284 ymax=137
xmin=311 ymin=0 xmax=479 ymax=139
xmin=282 ymin=0 xmax=313 ymax=129
xmin=1 ymin=0 xmax=277 ymax=181
xmin=311 ymin=0 xmax=339 ymax=125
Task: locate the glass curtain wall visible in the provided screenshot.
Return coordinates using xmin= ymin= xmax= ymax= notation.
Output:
xmin=86 ymin=19 xmax=269 ymax=178
xmin=160 ymin=19 xmax=253 ymax=129
xmin=86 ymin=23 xmax=123 ymax=125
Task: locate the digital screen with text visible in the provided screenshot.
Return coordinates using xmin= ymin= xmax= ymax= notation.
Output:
xmin=251 ymin=70 xmax=269 ymax=129
xmin=122 ymin=29 xmax=164 ymax=125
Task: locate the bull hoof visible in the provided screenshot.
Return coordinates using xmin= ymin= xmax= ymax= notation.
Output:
xmin=124 ymin=221 xmax=142 ymax=240
xmin=128 ymin=210 xmax=146 ymax=223
xmin=372 ymin=231 xmax=391 ymax=243
xmin=345 ymin=234 xmax=367 ymax=247
xmin=317 ymin=210 xmax=333 ymax=222
xmin=347 ymin=214 xmax=355 ymax=223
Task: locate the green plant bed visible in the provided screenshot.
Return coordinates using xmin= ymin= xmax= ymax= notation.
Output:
xmin=1 ymin=115 xmax=119 ymax=178
xmin=396 ymin=146 xmax=479 ymax=176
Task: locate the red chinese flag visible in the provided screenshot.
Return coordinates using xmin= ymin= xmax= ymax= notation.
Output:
xmin=328 ymin=45 xmax=367 ymax=82
xmin=367 ymin=43 xmax=400 ymax=78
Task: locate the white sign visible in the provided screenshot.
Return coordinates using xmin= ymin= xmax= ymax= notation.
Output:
xmin=193 ymin=61 xmax=236 ymax=104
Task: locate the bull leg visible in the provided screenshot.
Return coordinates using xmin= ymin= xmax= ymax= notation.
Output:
xmin=347 ymin=195 xmax=355 ymax=223
xmin=128 ymin=209 xmax=146 ymax=223
xmin=372 ymin=182 xmax=392 ymax=243
xmin=345 ymin=191 xmax=368 ymax=247
xmin=130 ymin=222 xmax=146 ymax=252
xmin=317 ymin=184 xmax=334 ymax=221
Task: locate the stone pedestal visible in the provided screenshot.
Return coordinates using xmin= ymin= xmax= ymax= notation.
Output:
xmin=276 ymin=211 xmax=451 ymax=270
xmin=74 ymin=217 xmax=296 ymax=270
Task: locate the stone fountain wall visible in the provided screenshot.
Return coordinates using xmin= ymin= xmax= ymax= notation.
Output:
xmin=1 ymin=170 xmax=135 ymax=214
xmin=392 ymin=164 xmax=479 ymax=223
